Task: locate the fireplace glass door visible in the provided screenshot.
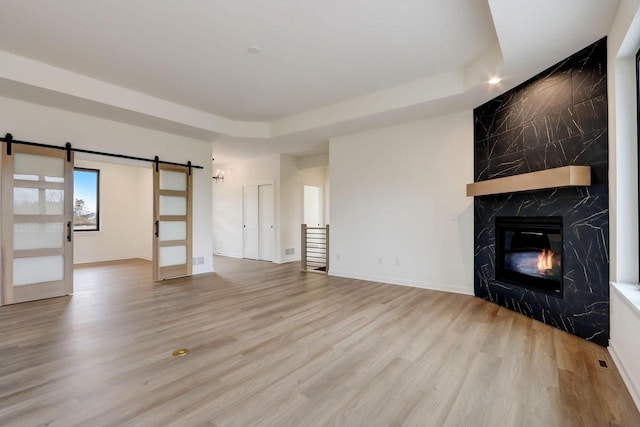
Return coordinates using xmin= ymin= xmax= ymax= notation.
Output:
xmin=495 ymin=217 xmax=563 ymax=296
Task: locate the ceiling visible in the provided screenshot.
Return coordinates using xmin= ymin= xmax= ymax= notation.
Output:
xmin=0 ymin=0 xmax=620 ymax=161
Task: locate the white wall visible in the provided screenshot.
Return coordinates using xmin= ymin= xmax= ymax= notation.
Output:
xmin=212 ymin=154 xmax=329 ymax=264
xmin=298 ymin=153 xmax=329 ymax=169
xmin=280 ymin=154 xmax=302 ymax=263
xmin=610 ymin=284 xmax=640 ymax=409
xmin=0 ymin=96 xmax=214 ymax=278
xmin=329 ymin=110 xmax=474 ymax=295
xmin=212 ymin=155 xmax=279 ymax=259
xmin=211 ymin=162 xmax=242 ymax=258
xmin=608 ymin=0 xmax=640 ymax=411
xmin=73 ymin=159 xmax=152 ymax=263
xmin=323 ymin=166 xmax=330 ymax=226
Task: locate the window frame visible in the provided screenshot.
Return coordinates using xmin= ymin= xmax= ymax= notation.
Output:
xmin=636 ymin=48 xmax=640 ymax=278
xmin=73 ymin=167 xmax=100 ymax=232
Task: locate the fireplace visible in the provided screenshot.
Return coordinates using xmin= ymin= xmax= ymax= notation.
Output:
xmin=495 ymin=217 xmax=563 ymax=297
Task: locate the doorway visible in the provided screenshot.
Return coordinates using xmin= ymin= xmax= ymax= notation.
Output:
xmin=243 ymin=183 xmax=274 ymax=261
xmin=72 ymin=158 xmax=153 ymax=266
xmin=303 ymin=185 xmax=323 ymax=227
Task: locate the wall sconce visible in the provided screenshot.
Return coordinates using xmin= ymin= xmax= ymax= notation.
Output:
xmin=212 ymin=169 xmax=225 ymax=182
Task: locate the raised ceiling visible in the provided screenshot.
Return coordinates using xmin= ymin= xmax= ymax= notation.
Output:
xmin=0 ymin=0 xmax=620 ymax=159
xmin=0 ymin=0 xmax=496 ymax=121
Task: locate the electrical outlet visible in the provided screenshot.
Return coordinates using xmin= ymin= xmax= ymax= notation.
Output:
xmin=378 ymin=257 xmax=383 ymax=265
xmin=394 ymin=257 xmax=400 ymax=266
xmin=285 ymin=248 xmax=295 ymax=255
xmin=336 ymin=253 xmax=340 ymax=261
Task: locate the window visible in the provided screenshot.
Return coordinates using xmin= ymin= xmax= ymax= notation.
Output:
xmin=74 ymin=168 xmax=100 ymax=231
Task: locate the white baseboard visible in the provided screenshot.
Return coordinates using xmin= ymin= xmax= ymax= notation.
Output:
xmin=275 ymin=255 xmax=300 ymax=265
xmin=609 ymin=343 xmax=640 ymax=412
xmin=192 ymin=265 xmax=214 ymax=275
xmin=214 ymin=253 xmax=295 ymax=264
xmin=213 ymin=251 xmax=243 ymax=259
xmin=328 ymin=270 xmax=473 ymax=296
xmin=74 ymin=255 xmax=149 ymax=265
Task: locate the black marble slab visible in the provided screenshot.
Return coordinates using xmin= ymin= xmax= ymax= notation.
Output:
xmin=473 ymin=38 xmax=609 ymax=346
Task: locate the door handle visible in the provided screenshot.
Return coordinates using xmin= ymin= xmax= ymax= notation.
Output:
xmin=67 ymin=221 xmax=72 ymax=242
xmin=155 ymin=220 xmax=159 ymax=237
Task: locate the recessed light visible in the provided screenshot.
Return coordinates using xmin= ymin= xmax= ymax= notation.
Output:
xmin=248 ymin=46 xmax=261 ymax=55
xmin=488 ymin=77 xmax=502 ymax=85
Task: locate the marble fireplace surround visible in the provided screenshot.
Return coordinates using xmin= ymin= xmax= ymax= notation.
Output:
xmin=473 ymin=38 xmax=609 ymax=346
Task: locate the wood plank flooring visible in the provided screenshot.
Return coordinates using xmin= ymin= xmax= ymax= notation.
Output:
xmin=0 ymin=257 xmax=638 ymax=426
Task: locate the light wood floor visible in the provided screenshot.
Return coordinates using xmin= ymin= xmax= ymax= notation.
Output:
xmin=0 ymin=257 xmax=638 ymax=427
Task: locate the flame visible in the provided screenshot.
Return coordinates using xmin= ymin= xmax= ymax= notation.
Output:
xmin=537 ymin=249 xmax=554 ymax=272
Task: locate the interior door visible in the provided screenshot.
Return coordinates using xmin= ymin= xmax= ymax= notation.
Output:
xmin=258 ymin=184 xmax=274 ymax=261
xmin=243 ymin=185 xmax=259 ymax=260
xmin=153 ymin=164 xmax=192 ymax=281
xmin=304 ymin=185 xmax=322 ymax=226
xmin=1 ymin=144 xmax=74 ymax=305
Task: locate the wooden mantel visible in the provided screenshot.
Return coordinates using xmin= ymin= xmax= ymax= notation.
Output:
xmin=466 ymin=165 xmax=591 ymax=197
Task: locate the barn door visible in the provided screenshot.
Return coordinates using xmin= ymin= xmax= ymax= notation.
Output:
xmin=1 ymin=144 xmax=74 ymax=305
xmin=153 ymin=164 xmax=192 ymax=280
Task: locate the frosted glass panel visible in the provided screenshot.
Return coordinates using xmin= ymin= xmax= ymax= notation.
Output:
xmin=160 ymin=245 xmax=186 ymax=267
xmin=14 ymin=153 xmax=64 ymax=182
xmin=14 ymin=174 xmax=39 ymax=181
xmin=14 ymin=256 xmax=64 ymax=286
xmin=159 ymin=221 xmax=186 ymax=241
xmin=14 ymin=188 xmax=39 ymax=214
xmin=13 ymin=188 xmax=64 ymax=215
xmin=160 ymin=170 xmax=187 ymax=191
xmin=14 ymin=222 xmax=64 ymax=250
xmin=159 ymin=196 xmax=186 ymax=215
xmin=45 ymin=190 xmax=64 ymax=214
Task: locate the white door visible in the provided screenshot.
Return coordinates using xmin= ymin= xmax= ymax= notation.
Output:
xmin=243 ymin=185 xmax=259 ymax=260
xmin=1 ymin=144 xmax=74 ymax=305
xmin=304 ymin=185 xmax=322 ymax=226
xmin=258 ymin=184 xmax=274 ymax=261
